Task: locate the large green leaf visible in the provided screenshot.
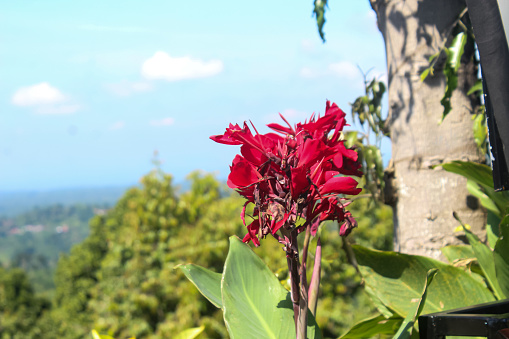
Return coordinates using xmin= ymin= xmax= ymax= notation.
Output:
xmin=222 ymin=236 xmax=321 ymax=339
xmin=353 ymin=245 xmax=495 ymax=318
xmin=394 ymin=269 xmax=438 ymax=339
xmin=340 ymin=314 xmax=402 ymax=338
xmin=176 ymin=264 xmax=223 ymax=309
xmin=462 ymin=226 xmax=504 ymax=299
xmin=494 ymin=215 xmax=509 ymax=298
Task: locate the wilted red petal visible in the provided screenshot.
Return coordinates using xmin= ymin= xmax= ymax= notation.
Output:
xmin=291 ymin=166 xmax=309 ymax=198
xmin=271 ymin=213 xmax=289 ymax=234
xmin=243 ymin=219 xmax=261 ymax=246
xmin=319 ymin=176 xmax=362 ymax=195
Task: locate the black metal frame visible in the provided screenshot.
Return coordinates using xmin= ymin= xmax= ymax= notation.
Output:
xmin=418 ymin=299 xmax=509 ymax=338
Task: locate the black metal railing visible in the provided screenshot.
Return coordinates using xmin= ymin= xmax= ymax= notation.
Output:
xmin=419 ymin=299 xmax=509 ymax=338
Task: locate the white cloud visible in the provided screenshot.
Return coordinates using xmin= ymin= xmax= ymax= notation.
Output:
xmin=105 ymin=81 xmax=153 ymax=96
xmin=149 ymin=117 xmax=175 ymax=127
xmin=109 ymin=121 xmax=125 ymax=130
xmin=141 ymin=51 xmax=223 ymax=81
xmin=12 ymin=82 xmax=65 ymax=107
xmin=12 ymin=82 xmax=80 ymax=114
xmin=328 ymin=61 xmax=361 ymax=79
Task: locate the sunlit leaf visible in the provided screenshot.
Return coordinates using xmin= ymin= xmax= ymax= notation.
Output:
xmin=340 ymin=314 xmax=403 ymax=338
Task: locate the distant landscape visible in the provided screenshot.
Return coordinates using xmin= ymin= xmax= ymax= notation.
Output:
xmin=0 ymin=186 xmax=130 ymax=297
xmin=0 ymin=186 xmax=129 ymax=216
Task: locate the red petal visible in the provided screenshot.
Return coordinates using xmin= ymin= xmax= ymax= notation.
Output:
xmin=319 ymin=176 xmax=361 ymax=195
xmin=298 ymin=139 xmax=327 ymax=167
xmin=267 ymin=123 xmax=294 ymax=135
xmin=227 ymin=156 xmax=260 ymax=188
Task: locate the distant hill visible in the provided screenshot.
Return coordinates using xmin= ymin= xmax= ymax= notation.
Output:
xmin=0 ymin=186 xmax=129 ymax=216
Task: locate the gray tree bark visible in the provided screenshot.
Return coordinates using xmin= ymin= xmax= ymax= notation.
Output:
xmin=370 ymin=0 xmax=486 ymax=260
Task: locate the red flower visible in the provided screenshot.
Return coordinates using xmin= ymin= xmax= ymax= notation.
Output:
xmin=210 ymin=101 xmax=363 ymax=246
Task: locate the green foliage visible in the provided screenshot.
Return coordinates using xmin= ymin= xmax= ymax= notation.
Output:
xmin=0 ymin=167 xmax=393 ymax=338
xmin=0 ymin=267 xmax=51 ymax=338
xmin=350 ymin=78 xmax=387 ymax=138
xmin=312 ymin=0 xmax=327 ymax=42
xmin=44 ymin=170 xmax=248 ymax=338
xmin=347 ymin=77 xmax=388 ymax=203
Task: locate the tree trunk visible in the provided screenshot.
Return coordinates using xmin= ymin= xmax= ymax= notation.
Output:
xmin=370 ymin=0 xmax=486 ymax=260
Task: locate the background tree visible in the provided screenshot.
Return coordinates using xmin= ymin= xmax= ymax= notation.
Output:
xmin=370 ymin=0 xmax=486 ymax=259
xmin=316 ymin=0 xmax=486 ymax=259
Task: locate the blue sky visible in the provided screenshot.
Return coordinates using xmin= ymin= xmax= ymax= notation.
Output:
xmin=1 ymin=0 xmax=387 ymax=191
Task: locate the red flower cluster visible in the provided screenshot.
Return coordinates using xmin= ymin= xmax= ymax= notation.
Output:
xmin=211 ymin=101 xmax=362 ymax=246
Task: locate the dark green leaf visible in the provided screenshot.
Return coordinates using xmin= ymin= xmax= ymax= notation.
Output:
xmin=312 ymin=0 xmax=328 ymax=42
xmin=494 ymin=215 xmax=509 ymax=298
